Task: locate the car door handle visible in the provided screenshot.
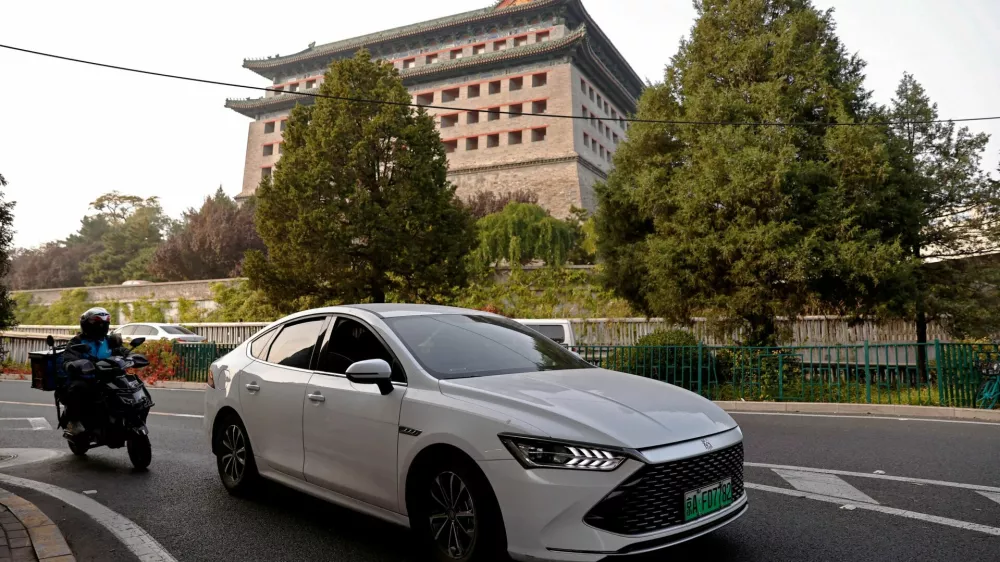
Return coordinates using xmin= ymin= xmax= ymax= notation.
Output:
xmin=245 ymin=383 xmax=260 ymax=392
xmin=307 ymin=392 xmax=325 ymax=403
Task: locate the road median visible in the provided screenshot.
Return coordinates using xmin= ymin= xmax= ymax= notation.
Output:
xmin=0 ymin=487 xmax=74 ymax=561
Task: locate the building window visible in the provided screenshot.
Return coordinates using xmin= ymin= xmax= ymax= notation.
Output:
xmin=444 ymin=140 xmax=458 ymax=153
xmin=280 ymin=120 xmax=287 ymax=132
xmin=426 ymin=53 xmax=438 ymax=65
xmin=606 ymin=149 xmax=612 ymax=162
xmin=468 ymin=84 xmax=481 ymax=98
xmin=600 ymin=146 xmax=605 ymax=159
xmin=416 ymin=92 xmax=434 ymax=105
xmin=619 ymin=117 xmax=626 ymax=128
xmin=532 ymin=73 xmax=547 ymax=87
xmin=403 ymin=58 xmax=415 ymax=69
xmin=589 ymin=86 xmax=594 ymax=101
xmin=508 ymin=131 xmax=523 ymax=145
xmin=536 ymin=31 xmax=550 ymax=43
xmin=263 ymin=144 xmax=274 ymax=156
xmin=261 ymin=167 xmax=272 ymax=179
xmin=596 ymin=93 xmax=602 ymax=108
xmin=306 ymin=80 xmax=316 ymax=89
xmin=450 ymin=49 xmax=463 ymax=60
xmin=493 ymin=40 xmax=507 ymax=51
xmin=509 ymin=103 xmax=523 ymax=118
xmin=289 ymin=83 xmax=299 ymax=93
xmin=583 ymin=133 xmax=590 ymax=148
xmin=278 ymin=144 xmax=284 ymax=154
xmin=509 ymin=76 xmax=523 ymax=91
xmin=441 ymin=114 xmax=458 ymax=128
xmin=473 ymin=44 xmax=486 ymax=55
xmin=580 ymin=79 xmax=586 ymax=93
xmin=531 ymin=100 xmax=547 ymax=114
xmin=442 ymin=88 xmax=460 ymax=102
xmin=592 ymin=142 xmax=598 ymax=154
xmin=605 ymin=101 xmax=610 ymax=113
xmin=467 ymin=111 xmax=480 ymax=124
xmin=466 ymin=137 xmax=479 ymax=151
xmin=272 ymin=85 xmax=284 ymax=94
xmin=487 ymin=107 xmax=501 ymax=121
xmin=488 ymin=80 xmax=501 ymax=95
xmin=514 ymin=35 xmax=528 ymax=47
xmin=581 ymin=105 xmax=587 ymax=118
xmin=264 ymin=122 xmax=275 ymax=134
xmin=531 ymin=128 xmax=546 ymax=142
xmin=613 ymin=133 xmax=620 ymax=145
xmin=486 ymin=133 xmax=500 ymax=148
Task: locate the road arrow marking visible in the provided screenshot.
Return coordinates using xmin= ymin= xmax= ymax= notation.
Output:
xmin=746 ymin=462 xmax=1000 ymax=493
xmin=979 ymin=491 xmax=1000 ymax=506
xmin=746 ymin=483 xmax=1000 ymax=536
xmin=772 ymin=468 xmax=879 ymax=504
xmin=0 ymin=417 xmax=52 ymax=430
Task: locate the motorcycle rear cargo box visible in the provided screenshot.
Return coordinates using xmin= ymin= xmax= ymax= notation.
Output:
xmin=29 ymin=348 xmax=65 ymax=391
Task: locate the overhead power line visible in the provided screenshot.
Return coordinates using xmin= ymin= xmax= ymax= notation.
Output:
xmin=3 ymin=43 xmax=1000 ymax=128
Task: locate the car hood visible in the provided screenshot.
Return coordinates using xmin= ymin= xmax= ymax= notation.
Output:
xmin=439 ymin=368 xmax=737 ymax=449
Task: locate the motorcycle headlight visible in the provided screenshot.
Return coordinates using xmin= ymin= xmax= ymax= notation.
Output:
xmin=499 ymin=435 xmax=628 ymax=471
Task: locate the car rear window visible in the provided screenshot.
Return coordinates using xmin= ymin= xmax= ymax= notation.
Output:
xmin=161 ymin=326 xmax=196 ymax=335
xmin=385 ymin=314 xmax=589 ymax=380
xmin=527 ymin=324 xmax=566 ymax=343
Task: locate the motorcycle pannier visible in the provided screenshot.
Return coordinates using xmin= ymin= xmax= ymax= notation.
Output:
xmin=29 ymin=348 xmax=65 ymax=391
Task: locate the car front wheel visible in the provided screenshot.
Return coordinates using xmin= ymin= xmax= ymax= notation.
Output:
xmin=216 ymin=415 xmax=258 ymax=495
xmin=413 ymin=455 xmax=506 ymax=562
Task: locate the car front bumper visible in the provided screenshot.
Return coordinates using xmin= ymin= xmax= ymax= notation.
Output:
xmin=479 ymin=427 xmax=746 ymax=562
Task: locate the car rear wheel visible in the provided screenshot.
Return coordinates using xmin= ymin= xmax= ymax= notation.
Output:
xmin=413 ymin=455 xmax=506 ymax=562
xmin=216 ymin=414 xmax=258 ymax=495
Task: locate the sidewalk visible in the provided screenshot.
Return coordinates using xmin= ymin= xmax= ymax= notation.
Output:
xmin=0 ymin=487 xmax=74 ymax=562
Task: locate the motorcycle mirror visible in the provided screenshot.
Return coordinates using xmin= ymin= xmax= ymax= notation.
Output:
xmin=130 ymin=355 xmax=150 ymax=368
xmin=129 ymin=337 xmax=146 ymax=348
xmin=46 ymin=335 xmax=55 ymax=347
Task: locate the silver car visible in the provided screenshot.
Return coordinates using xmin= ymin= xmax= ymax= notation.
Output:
xmin=114 ymin=323 xmax=207 ymax=343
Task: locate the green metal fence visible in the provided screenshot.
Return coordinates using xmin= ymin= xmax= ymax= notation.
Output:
xmin=571 ymin=341 xmax=999 ymax=409
xmin=174 ymin=343 xmax=238 ymax=383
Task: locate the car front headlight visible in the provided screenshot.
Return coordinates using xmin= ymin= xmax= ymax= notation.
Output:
xmin=499 ymin=434 xmax=628 ymax=471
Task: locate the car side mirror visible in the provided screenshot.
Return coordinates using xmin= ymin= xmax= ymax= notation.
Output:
xmin=129 ymin=337 xmax=145 ymax=348
xmin=345 ymin=359 xmax=394 ymax=395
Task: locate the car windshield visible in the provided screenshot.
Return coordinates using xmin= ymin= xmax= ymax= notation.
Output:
xmin=385 ymin=314 xmax=591 ymax=379
xmin=161 ymin=326 xmax=196 ymax=335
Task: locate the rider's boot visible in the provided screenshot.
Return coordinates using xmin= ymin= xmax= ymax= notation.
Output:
xmin=64 ymin=421 xmax=85 ymax=437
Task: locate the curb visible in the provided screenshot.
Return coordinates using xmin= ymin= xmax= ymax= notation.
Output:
xmin=715 ymin=400 xmax=1000 ymax=422
xmin=150 ymin=381 xmax=209 ymax=390
xmin=0 ymin=487 xmax=75 ymax=561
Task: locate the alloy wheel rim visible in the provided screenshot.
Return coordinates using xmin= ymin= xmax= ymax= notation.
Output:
xmin=428 ymin=471 xmax=476 ymax=559
xmin=220 ymin=425 xmax=246 ymax=483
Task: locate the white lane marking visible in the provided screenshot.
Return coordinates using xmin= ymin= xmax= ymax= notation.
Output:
xmin=746 ymin=463 xmax=1000 ymax=493
xmin=730 ymin=411 xmax=1000 ymax=426
xmin=746 ymin=483 xmax=1000 ymax=536
xmin=979 ymin=491 xmax=1000 ymax=506
xmin=0 ymin=400 xmax=203 ymax=419
xmin=0 ymin=449 xmax=65 ymax=469
xmin=0 ymin=417 xmax=52 ymax=430
xmin=0 ymin=472 xmax=178 ymax=561
xmin=773 ymin=469 xmax=879 ymax=504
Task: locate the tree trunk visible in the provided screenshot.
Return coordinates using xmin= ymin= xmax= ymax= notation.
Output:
xmin=371 ymin=286 xmax=386 ymax=304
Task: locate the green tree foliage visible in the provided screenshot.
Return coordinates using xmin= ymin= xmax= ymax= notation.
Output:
xmin=8 ymin=213 xmax=111 ymax=291
xmin=245 ymin=50 xmax=474 ymax=306
xmin=150 ymin=188 xmax=264 ymax=281
xmin=13 ymin=289 xmax=123 ymax=326
xmin=463 ymin=189 xmax=539 ymax=219
xmin=204 ymin=281 xmax=283 ymax=322
xmin=595 ymin=0 xmax=908 ymax=344
xmin=474 ymin=203 xmax=576 ymax=269
xmin=0 ymin=172 xmax=16 ymax=332
xmin=82 ymin=195 xmax=172 ymax=285
xmin=884 ymin=74 xmax=999 ymax=340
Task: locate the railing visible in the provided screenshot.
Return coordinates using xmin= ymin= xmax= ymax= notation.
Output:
xmin=14 ymin=323 xmax=270 ymax=345
xmin=0 ymin=332 xmax=72 ymax=364
xmin=571 ymin=342 xmax=996 ymax=409
xmin=173 ymin=342 xmax=239 ymax=383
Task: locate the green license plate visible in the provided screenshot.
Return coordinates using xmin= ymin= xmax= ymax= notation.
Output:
xmin=684 ymin=478 xmax=734 ymax=522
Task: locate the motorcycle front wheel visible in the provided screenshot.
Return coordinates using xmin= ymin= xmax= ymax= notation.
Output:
xmin=127 ymin=433 xmax=152 ymax=470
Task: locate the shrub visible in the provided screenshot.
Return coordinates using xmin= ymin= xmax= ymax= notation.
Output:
xmin=601 ymin=329 xmax=703 ymax=390
xmin=130 ymin=339 xmax=178 ymax=384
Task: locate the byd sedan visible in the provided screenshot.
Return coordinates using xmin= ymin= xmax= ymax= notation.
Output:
xmin=204 ymin=304 xmax=747 ymax=561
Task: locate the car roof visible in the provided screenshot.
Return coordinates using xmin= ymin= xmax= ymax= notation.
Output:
xmin=343 ymin=303 xmax=492 ymax=318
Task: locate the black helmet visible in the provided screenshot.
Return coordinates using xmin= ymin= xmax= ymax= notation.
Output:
xmin=80 ymin=307 xmax=112 ymax=339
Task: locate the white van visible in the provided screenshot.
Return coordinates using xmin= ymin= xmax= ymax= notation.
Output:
xmin=514 ymin=318 xmax=576 ymax=347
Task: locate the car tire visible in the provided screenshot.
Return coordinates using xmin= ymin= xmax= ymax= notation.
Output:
xmin=215 ymin=414 xmax=259 ymax=496
xmin=412 ymin=453 xmax=507 ymax=562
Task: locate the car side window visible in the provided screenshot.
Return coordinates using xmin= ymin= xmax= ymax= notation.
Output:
xmin=118 ymin=325 xmax=136 ymax=336
xmin=317 ymin=317 xmax=405 ymax=383
xmin=134 ymin=326 xmax=156 ymax=336
xmin=266 ymin=319 xmax=325 ymax=370
xmin=249 ymin=328 xmax=277 ymax=360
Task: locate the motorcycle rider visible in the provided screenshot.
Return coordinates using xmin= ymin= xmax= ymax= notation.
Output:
xmin=61 ymin=307 xmax=129 ymax=436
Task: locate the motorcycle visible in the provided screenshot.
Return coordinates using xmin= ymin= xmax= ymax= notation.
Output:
xmin=49 ymin=335 xmax=156 ymax=469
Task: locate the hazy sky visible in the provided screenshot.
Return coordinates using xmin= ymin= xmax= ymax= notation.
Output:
xmin=1 ymin=0 xmax=997 ymax=248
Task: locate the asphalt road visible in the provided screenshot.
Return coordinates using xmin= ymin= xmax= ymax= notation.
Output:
xmin=2 ymin=380 xmax=998 ymax=561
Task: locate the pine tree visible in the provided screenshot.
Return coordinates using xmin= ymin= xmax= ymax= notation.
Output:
xmin=0 ymin=172 xmax=18 ymax=331
xmin=244 ymin=50 xmax=474 ymax=307
xmin=595 ymin=0 xmax=908 ymax=344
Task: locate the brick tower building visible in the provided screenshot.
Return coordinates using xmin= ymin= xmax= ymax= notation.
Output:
xmin=225 ymin=0 xmax=643 ymax=217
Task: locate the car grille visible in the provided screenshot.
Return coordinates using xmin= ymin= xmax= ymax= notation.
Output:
xmin=583 ymin=442 xmax=744 ymax=535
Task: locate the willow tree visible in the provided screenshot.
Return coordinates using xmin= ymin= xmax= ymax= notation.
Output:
xmin=595 ymin=0 xmax=909 ymax=344
xmin=245 ymin=50 xmax=474 ymax=307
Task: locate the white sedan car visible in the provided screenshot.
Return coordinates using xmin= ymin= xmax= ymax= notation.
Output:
xmin=114 ymin=323 xmax=207 ymax=343
xmin=204 ymin=304 xmax=746 ymax=562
